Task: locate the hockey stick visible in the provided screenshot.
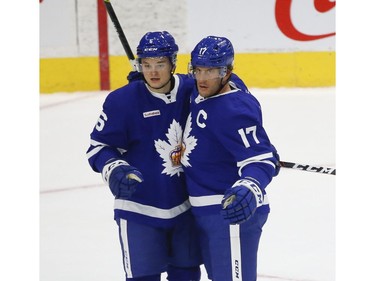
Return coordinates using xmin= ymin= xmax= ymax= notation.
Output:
xmin=278 ymin=161 xmax=336 ymax=175
xmin=103 ymin=0 xmax=136 ymax=70
xmin=102 ymin=1 xmax=336 ymax=178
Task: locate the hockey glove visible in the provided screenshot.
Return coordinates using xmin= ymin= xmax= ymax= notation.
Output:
xmin=102 ymin=159 xmax=144 ymax=199
xmin=127 ymin=71 xmax=144 ymax=83
xmin=221 ymin=178 xmax=264 ymax=224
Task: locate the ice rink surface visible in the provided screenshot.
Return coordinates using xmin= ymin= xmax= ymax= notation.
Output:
xmin=40 ymin=87 xmax=335 ymax=281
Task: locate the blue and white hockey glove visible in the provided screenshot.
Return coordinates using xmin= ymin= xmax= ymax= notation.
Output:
xmin=127 ymin=71 xmax=143 ymax=83
xmin=221 ymin=178 xmax=264 ymax=224
xmin=102 ymin=159 xmax=144 ymax=199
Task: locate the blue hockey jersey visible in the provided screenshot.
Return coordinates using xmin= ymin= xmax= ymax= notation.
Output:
xmin=86 ymin=75 xmax=194 ymax=228
xmin=181 ymin=84 xmax=279 ymax=216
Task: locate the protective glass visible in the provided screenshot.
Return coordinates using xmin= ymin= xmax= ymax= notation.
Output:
xmin=188 ymin=63 xmax=228 ymax=80
xmin=136 ymin=58 xmax=171 ymax=73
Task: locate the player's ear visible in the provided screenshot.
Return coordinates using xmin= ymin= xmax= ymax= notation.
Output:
xmin=171 ymin=62 xmax=176 ymax=74
xmin=224 ymin=64 xmax=233 ymax=79
xmin=223 ymin=67 xmax=232 ymax=83
xmin=225 ymin=70 xmax=232 ymax=79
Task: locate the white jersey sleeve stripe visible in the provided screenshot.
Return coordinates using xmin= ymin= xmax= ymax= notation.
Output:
xmin=86 ymin=145 xmax=104 ymax=159
xmin=237 ymin=153 xmax=276 ymax=176
xmin=86 ymin=139 xmax=128 ymax=159
xmin=237 ymin=152 xmax=274 ymax=167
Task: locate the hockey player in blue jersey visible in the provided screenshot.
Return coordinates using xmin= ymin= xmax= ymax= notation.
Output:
xmin=86 ymin=31 xmax=202 ymax=281
xmin=181 ymin=36 xmax=280 ymax=281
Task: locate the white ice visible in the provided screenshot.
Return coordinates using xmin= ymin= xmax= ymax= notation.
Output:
xmin=40 ymin=87 xmax=335 ymax=281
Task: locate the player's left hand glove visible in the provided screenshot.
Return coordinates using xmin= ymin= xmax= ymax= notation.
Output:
xmin=102 ymin=159 xmax=144 ymax=199
xmin=221 ymin=178 xmax=264 ymax=224
xmin=127 ymin=71 xmax=143 ymax=83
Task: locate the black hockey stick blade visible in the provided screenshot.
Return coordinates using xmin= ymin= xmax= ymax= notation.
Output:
xmin=278 ymin=161 xmax=336 ymax=175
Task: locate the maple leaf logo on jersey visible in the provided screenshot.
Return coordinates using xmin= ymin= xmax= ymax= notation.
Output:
xmin=154 ymin=119 xmax=185 ymax=177
xmin=181 ymin=113 xmax=197 ymax=167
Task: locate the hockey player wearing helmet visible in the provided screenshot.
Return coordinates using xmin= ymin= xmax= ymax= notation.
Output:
xmin=86 ymin=31 xmax=202 ymax=281
xmin=181 ymin=36 xmax=280 ymax=281
xmin=188 ymin=35 xmax=235 ymax=98
xmin=135 ymin=31 xmax=179 ymax=92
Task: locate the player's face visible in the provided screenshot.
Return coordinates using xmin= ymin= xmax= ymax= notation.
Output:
xmin=140 ymin=57 xmax=173 ymax=93
xmin=194 ymin=66 xmax=230 ymax=98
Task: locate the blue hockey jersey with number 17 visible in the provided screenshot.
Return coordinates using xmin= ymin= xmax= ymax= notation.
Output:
xmin=181 ymin=83 xmax=279 ymax=216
